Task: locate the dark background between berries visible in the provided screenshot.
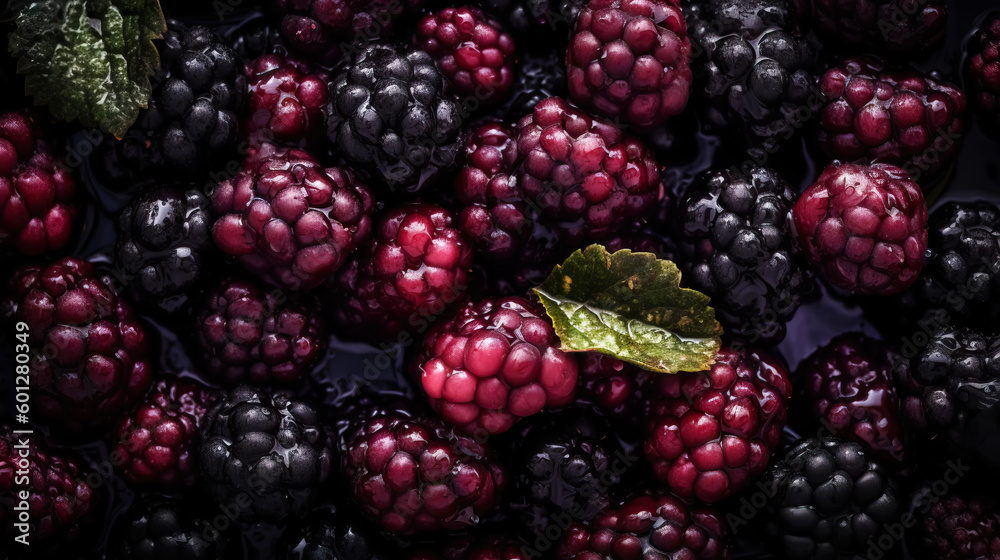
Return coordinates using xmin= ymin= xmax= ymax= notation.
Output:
xmin=2 ymin=0 xmax=1000 ymax=558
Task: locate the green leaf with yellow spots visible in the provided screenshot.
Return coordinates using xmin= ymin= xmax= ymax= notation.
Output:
xmin=532 ymin=244 xmax=722 ymax=373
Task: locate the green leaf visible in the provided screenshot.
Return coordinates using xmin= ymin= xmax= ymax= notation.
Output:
xmin=8 ymin=0 xmax=166 ymax=137
xmin=532 ymin=244 xmax=723 ymax=374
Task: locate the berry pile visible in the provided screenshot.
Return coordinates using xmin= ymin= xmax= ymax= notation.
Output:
xmin=5 ymin=0 xmax=1000 ymax=559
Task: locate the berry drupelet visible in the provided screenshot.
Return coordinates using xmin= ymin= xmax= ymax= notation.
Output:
xmin=514 ymin=96 xmax=663 ymax=244
xmin=968 ymin=12 xmax=1000 ymax=128
xmin=326 ymin=43 xmax=465 ymax=197
xmin=792 ymin=161 xmax=928 ymax=296
xmin=115 ymin=184 xmax=214 ymax=315
xmin=797 ymin=333 xmax=906 ymax=465
xmin=108 ymin=496 xmax=234 ymax=560
xmin=507 ymin=408 xmax=629 ymax=532
xmin=0 ymin=427 xmax=98 ymax=556
xmin=210 ymin=142 xmax=376 ymax=290
xmin=329 ymin=203 xmax=473 ymax=342
xmin=122 ymin=21 xmax=245 ymax=174
xmin=897 ymin=201 xmax=1000 ymax=328
xmin=406 ymin=535 xmax=531 ymax=560
xmin=577 ymin=352 xmax=654 ymax=424
xmin=895 ymin=324 xmax=1000 ymax=468
xmin=195 ymin=277 xmax=326 ymax=385
xmin=245 ymin=53 xmax=329 ymax=146
xmin=644 ymin=346 xmax=792 ymax=503
xmin=0 ymin=110 xmax=77 ymax=256
xmin=341 ymin=412 xmax=507 ymax=534
xmin=111 ymin=378 xmax=221 ymax=487
xmin=3 ymin=258 xmax=151 ymax=432
xmin=199 ymin=385 xmax=333 ymax=523
xmin=817 ymin=56 xmax=966 ymax=179
xmin=414 ymin=6 xmax=517 ymax=106
xmin=686 ymin=0 xmax=816 ymax=153
xmin=762 ymin=438 xmax=900 ymax=560
xmin=557 ymin=491 xmax=730 ymax=559
xmin=913 ymin=487 xmax=1000 ymax=560
xmin=413 ymin=296 xmax=579 ymax=435
xmin=503 ymin=50 xmax=569 ymax=119
xmin=566 ymin=0 xmax=692 ymax=132
xmin=675 ymin=165 xmax=811 ymax=345
xmin=808 ymin=0 xmax=947 ymax=59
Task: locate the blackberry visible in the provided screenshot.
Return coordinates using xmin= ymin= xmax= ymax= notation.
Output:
xmin=507 ymin=408 xmax=630 ymax=533
xmin=0 ymin=426 xmax=99 ymax=556
xmin=121 ymin=21 xmax=245 ymax=175
xmin=968 ymin=12 xmax=1000 ymax=128
xmin=791 ymin=161 xmax=928 ymax=296
xmin=328 ymin=203 xmax=473 ymax=342
xmin=326 ymin=43 xmax=465 ymax=197
xmin=210 ymin=143 xmax=376 ymax=291
xmin=3 ymin=258 xmax=152 ymax=432
xmin=566 ymin=0 xmax=692 ymax=131
xmin=245 ymin=53 xmax=329 ymax=147
xmin=501 ymin=50 xmax=569 ymax=119
xmin=686 ymin=0 xmax=816 ymax=154
xmin=108 ymin=496 xmax=233 ymax=560
xmin=195 ymin=277 xmax=326 ymax=386
xmin=817 ymin=57 xmax=967 ymax=179
xmin=277 ymin=508 xmax=393 ymax=560
xmin=797 ymin=333 xmax=906 ymax=465
xmin=342 ymin=412 xmax=507 ymax=533
xmin=895 ymin=324 xmax=1000 ymax=468
xmin=645 ymin=346 xmax=792 ymax=503
xmin=897 ymin=201 xmax=1000 ymax=328
xmin=675 ymin=165 xmax=811 ymax=345
xmin=413 ymin=295 xmax=579 ymax=435
xmin=115 ymin=184 xmax=215 ymax=315
xmin=199 ymin=385 xmax=334 ymax=523
xmin=762 ymin=438 xmax=901 ymax=560
xmin=474 ymin=0 xmax=583 ymax=36
xmin=913 ymin=487 xmax=1000 ymax=560
xmin=577 ymin=352 xmax=655 ymax=426
xmin=557 ymin=491 xmax=731 ymax=559
xmin=0 ymin=111 xmax=78 ymax=256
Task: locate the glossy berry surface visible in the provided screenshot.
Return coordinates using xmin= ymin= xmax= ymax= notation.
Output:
xmin=123 ymin=21 xmax=246 ymax=172
xmin=644 ymin=346 xmax=792 ymax=503
xmin=762 ymin=438 xmax=900 ymax=560
xmin=111 ymin=378 xmax=220 ymax=487
xmin=792 ymin=161 xmax=928 ymax=295
xmin=809 ymin=0 xmax=947 ymax=58
xmin=277 ymin=508 xmax=391 ymax=560
xmin=567 ymin=0 xmax=692 ymax=131
xmin=330 ymin=203 xmax=473 ymax=341
xmin=414 ymin=296 xmax=579 ymax=435
xmin=326 ymin=43 xmax=464 ymax=196
xmin=342 ymin=412 xmax=506 ymax=534
xmin=898 ymin=200 xmax=1000 ymax=327
xmin=245 ymin=53 xmax=328 ymax=146
xmin=676 ymin=165 xmax=811 ymax=345
xmin=0 ymin=111 xmax=76 ymax=255
xmin=3 ymin=258 xmax=151 ymax=432
xmin=577 ymin=352 xmax=654 ymax=422
xmin=515 ymin=96 xmax=663 ymax=243
xmin=817 ymin=57 xmax=967 ymax=178
xmin=914 ymin=488 xmax=1000 ymax=560
xmin=687 ymin=0 xmax=816 ymax=151
xmin=968 ymin=12 xmax=1000 ymax=127
xmin=195 ymin=278 xmax=326 ymax=385
xmin=414 ymin=6 xmax=517 ymax=106
xmin=115 ymin=184 xmax=214 ymax=315
xmin=210 ymin=142 xmax=376 ymax=290
xmin=0 ymin=426 xmax=97 ymax=554
xmin=557 ymin=491 xmax=730 ymax=559
xmin=508 ymin=408 xmax=628 ymax=532
xmin=895 ymin=324 xmax=1000 ymax=468
xmin=108 ymin=497 xmax=232 ymax=560
xmin=798 ymin=333 xmax=906 ymax=464
xmin=199 ymin=385 xmax=333 ymax=523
